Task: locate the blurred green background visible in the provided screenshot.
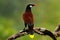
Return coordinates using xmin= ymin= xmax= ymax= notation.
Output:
xmin=0 ymin=0 xmax=60 ymax=40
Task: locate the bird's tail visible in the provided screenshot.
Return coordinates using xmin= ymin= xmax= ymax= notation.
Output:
xmin=28 ymin=22 xmax=34 ymax=39
xmin=28 ymin=22 xmax=34 ymax=30
xmin=29 ymin=34 xmax=34 ymax=39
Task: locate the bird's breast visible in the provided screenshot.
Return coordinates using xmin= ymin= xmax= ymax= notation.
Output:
xmin=23 ymin=13 xmax=34 ymax=24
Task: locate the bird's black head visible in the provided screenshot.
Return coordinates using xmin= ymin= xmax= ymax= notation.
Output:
xmin=26 ymin=3 xmax=36 ymax=12
xmin=27 ymin=4 xmax=36 ymax=8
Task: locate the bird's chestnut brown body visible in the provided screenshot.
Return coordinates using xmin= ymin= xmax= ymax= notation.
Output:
xmin=23 ymin=12 xmax=34 ymax=24
xmin=22 ymin=4 xmax=35 ymax=31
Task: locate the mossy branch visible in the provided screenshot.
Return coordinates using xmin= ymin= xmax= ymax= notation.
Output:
xmin=8 ymin=25 xmax=60 ymax=40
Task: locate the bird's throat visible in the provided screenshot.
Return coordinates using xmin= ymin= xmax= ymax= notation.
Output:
xmin=25 ymin=7 xmax=32 ymax=13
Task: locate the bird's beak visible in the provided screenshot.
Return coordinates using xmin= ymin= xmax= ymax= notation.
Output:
xmin=33 ymin=4 xmax=37 ymax=6
xmin=29 ymin=34 xmax=34 ymax=39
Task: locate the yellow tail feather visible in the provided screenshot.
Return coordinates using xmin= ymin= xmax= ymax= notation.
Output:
xmin=29 ymin=34 xmax=34 ymax=39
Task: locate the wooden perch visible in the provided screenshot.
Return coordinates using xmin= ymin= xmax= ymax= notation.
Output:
xmin=8 ymin=25 xmax=60 ymax=40
xmin=53 ymin=24 xmax=60 ymax=37
xmin=8 ymin=30 xmax=28 ymax=40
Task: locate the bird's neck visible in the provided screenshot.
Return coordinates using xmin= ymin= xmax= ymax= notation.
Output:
xmin=25 ymin=7 xmax=32 ymax=13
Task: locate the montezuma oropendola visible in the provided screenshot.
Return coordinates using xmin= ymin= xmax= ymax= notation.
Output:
xmin=22 ymin=3 xmax=35 ymax=34
xmin=22 ymin=4 xmax=36 ymax=38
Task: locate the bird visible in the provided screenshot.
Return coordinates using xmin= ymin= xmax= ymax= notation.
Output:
xmin=22 ymin=3 xmax=36 ymax=38
xmin=22 ymin=3 xmax=35 ymax=31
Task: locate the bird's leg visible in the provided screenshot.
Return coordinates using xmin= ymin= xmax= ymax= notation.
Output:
xmin=23 ymin=23 xmax=27 ymax=30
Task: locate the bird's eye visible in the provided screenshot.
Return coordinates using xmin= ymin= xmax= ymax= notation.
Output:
xmin=30 ymin=5 xmax=32 ymax=7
